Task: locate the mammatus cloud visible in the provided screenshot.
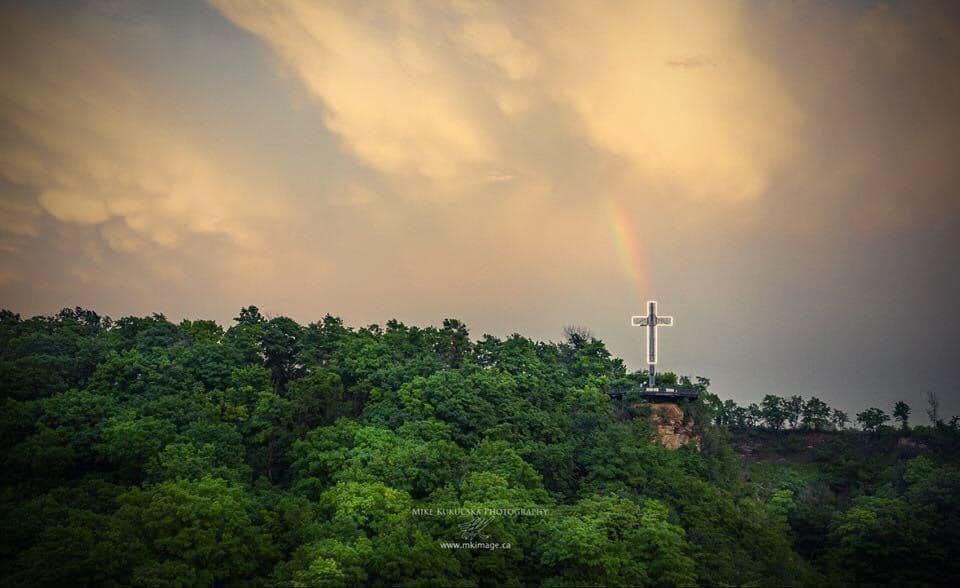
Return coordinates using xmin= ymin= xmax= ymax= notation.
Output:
xmin=1 ymin=0 xmax=959 ymax=417
xmin=211 ymin=0 xmax=498 ymax=190
xmin=460 ymin=18 xmax=539 ymax=81
xmin=535 ymin=1 xmax=801 ymax=202
xmin=210 ymin=0 xmax=800 ymax=203
xmin=0 ymin=8 xmax=289 ymax=263
xmin=0 ymin=197 xmax=42 ymax=237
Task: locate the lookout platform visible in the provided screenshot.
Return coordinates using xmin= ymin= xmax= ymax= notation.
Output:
xmin=607 ymin=386 xmax=699 ymax=403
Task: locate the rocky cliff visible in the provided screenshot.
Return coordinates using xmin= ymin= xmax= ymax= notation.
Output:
xmin=648 ymin=402 xmax=701 ymax=450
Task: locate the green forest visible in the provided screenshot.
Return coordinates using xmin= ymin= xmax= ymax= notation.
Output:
xmin=1 ymin=307 xmax=958 ymax=587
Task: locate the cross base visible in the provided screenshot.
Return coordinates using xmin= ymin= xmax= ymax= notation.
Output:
xmin=640 ymin=387 xmax=699 ymax=402
xmin=606 ymin=386 xmax=699 ymax=402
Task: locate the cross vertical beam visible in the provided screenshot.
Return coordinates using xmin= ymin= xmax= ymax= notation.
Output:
xmin=631 ymin=300 xmax=674 ymax=388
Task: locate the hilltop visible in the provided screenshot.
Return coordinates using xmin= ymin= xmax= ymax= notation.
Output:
xmin=1 ymin=307 xmax=958 ymax=586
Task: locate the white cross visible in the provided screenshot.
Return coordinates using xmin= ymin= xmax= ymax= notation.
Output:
xmin=631 ymin=300 xmax=674 ymax=387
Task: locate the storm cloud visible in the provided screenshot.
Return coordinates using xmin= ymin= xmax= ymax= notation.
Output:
xmin=1 ymin=0 xmax=959 ymax=418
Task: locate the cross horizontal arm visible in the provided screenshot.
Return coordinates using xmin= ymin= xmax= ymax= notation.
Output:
xmin=631 ymin=316 xmax=649 ymax=327
xmin=656 ymin=316 xmax=673 ymax=326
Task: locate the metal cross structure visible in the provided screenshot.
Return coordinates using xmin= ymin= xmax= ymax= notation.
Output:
xmin=631 ymin=301 xmax=674 ymax=388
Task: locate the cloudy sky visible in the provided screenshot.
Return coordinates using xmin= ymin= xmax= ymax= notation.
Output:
xmin=2 ymin=0 xmax=959 ymax=418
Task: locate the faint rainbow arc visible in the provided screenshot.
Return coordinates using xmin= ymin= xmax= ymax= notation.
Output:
xmin=607 ymin=199 xmax=651 ymax=293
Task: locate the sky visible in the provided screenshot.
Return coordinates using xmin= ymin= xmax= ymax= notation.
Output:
xmin=1 ymin=0 xmax=959 ymax=419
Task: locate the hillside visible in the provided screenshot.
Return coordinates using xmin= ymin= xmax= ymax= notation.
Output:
xmin=1 ymin=307 xmax=958 ymax=586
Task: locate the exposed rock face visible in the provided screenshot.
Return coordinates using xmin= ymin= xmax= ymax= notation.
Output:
xmin=647 ymin=402 xmax=701 ymax=450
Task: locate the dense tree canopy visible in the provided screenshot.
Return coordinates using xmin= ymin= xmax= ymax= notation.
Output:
xmin=1 ymin=307 xmax=958 ymax=586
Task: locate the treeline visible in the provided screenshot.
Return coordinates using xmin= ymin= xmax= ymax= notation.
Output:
xmin=0 ymin=307 xmax=958 ymax=586
xmin=702 ymin=393 xmax=946 ymax=433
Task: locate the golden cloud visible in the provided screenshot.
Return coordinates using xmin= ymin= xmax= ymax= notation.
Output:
xmin=0 ymin=8 xmax=289 ymax=256
xmin=211 ymin=0 xmax=801 ymax=204
xmin=212 ymin=0 xmax=497 ymax=189
xmin=460 ymin=19 xmax=539 ymax=80
xmin=534 ymin=1 xmax=801 ymax=202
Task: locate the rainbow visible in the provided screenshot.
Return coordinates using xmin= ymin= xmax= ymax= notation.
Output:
xmin=607 ymin=199 xmax=651 ymax=292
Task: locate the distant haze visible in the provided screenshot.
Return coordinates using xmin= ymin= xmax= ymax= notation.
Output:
xmin=1 ymin=1 xmax=958 ymax=419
